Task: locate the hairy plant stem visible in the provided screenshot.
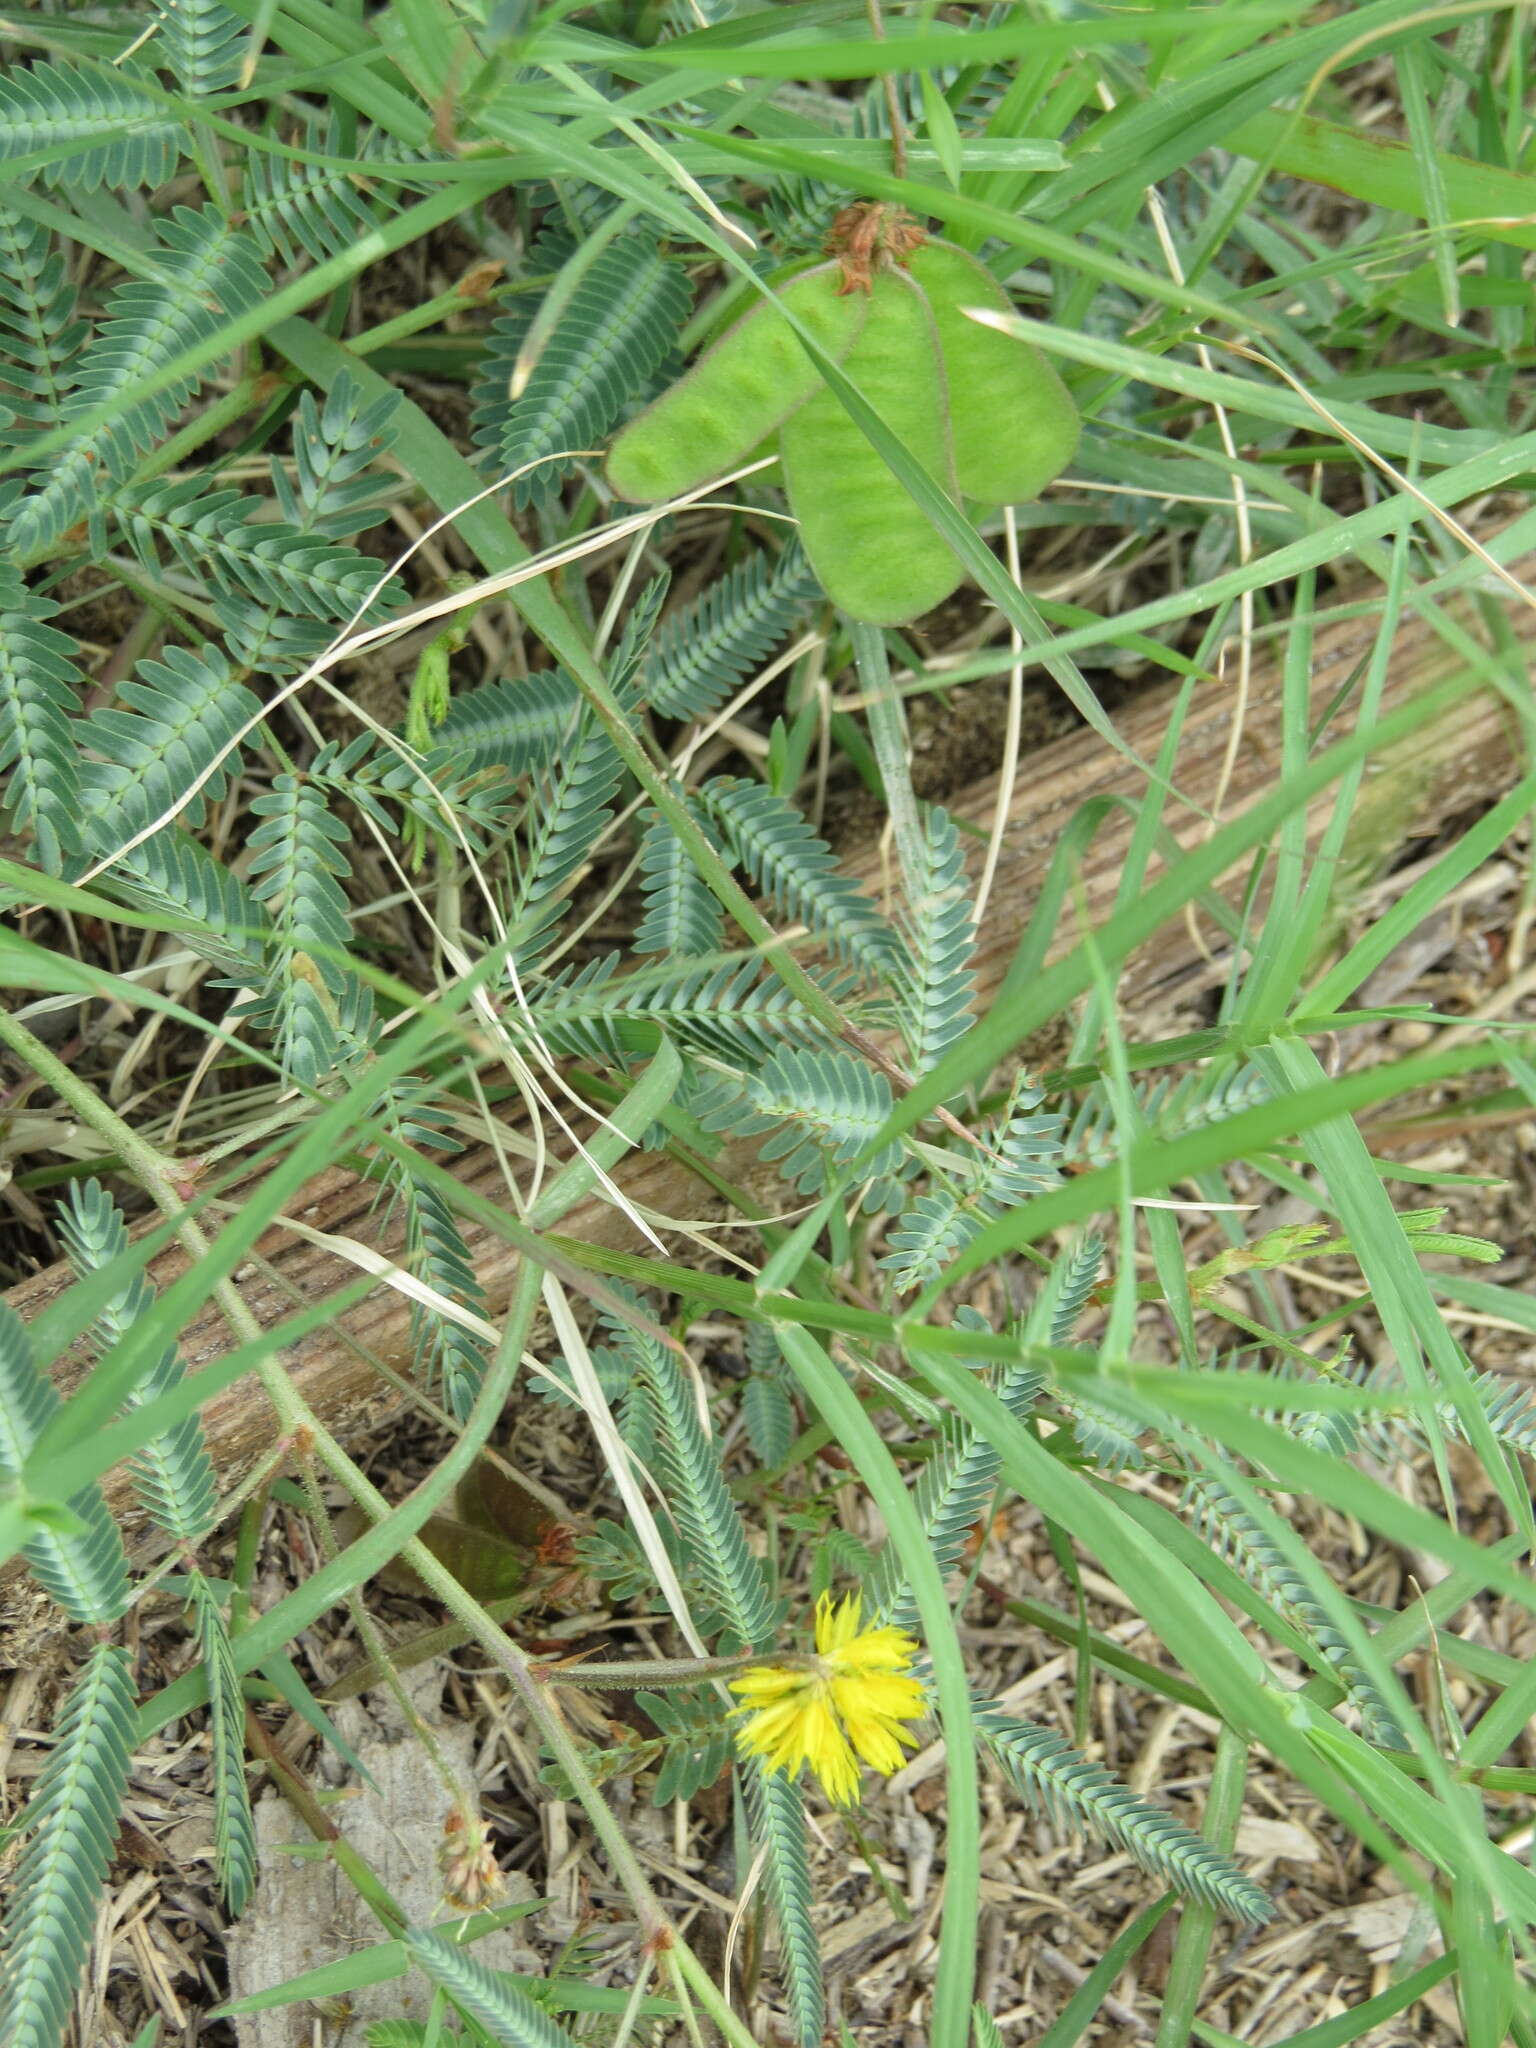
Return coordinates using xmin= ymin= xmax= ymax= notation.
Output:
xmin=668 ymin=1939 xmax=761 ymax=2048
xmin=243 ymin=1704 xmax=410 ymax=1935
xmin=534 ymin=1647 xmax=802 ymax=1690
xmin=0 ymin=1012 xmax=742 ymax=1999
xmin=851 ymin=616 xmax=927 ymax=910
xmin=296 ymin=1431 xmax=473 ymax=1822
xmin=864 ymin=0 xmax=909 ymax=180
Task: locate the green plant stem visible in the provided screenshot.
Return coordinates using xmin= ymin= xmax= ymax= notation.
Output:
xmin=851 ymin=617 xmax=928 ymax=913
xmin=299 ymin=1433 xmax=473 ymax=1819
xmin=667 ymin=1939 xmax=761 ymax=2048
xmin=243 ymin=1704 xmax=409 ymax=1935
xmin=534 ymin=1649 xmax=787 ymax=1689
xmin=609 ymin=1956 xmax=658 ymax=2048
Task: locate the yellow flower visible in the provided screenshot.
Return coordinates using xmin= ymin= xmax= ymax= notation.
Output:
xmin=729 ymin=1593 xmax=927 ymax=1806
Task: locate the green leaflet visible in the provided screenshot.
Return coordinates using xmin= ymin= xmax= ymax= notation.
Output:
xmin=634 ymin=805 xmax=726 ymax=958
xmin=637 ymin=1327 xmax=778 ymax=1651
xmin=977 ymin=1707 xmax=1272 ymax=1925
xmin=700 ymin=774 xmax=902 ymax=980
xmin=738 ymin=1756 xmax=824 ymax=2048
xmin=475 ymin=229 xmax=690 ymax=508
xmin=77 ymin=643 xmax=260 ymax=834
xmin=191 ymin=1576 xmax=258 ymax=1915
xmin=0 ymin=61 xmax=185 ymax=192
xmin=406 ymin=1175 xmax=493 ymax=1422
xmin=56 ymin=1180 xmax=218 ymax=1547
xmin=0 ymin=1644 xmax=138 ymax=2048
xmin=0 ymin=569 xmax=83 ymax=872
xmin=0 ymin=1303 xmax=130 ymax=1628
xmin=5 ymin=208 xmax=269 ymax=559
xmin=405 ymin=1925 xmax=583 ymax=2048
xmin=240 ymin=116 xmax=438 ymax=268
xmin=0 ymin=202 xmax=88 ymax=448
xmin=892 ymin=803 xmax=976 ymax=1077
xmin=645 ymin=540 xmax=822 ymax=722
xmin=433 ymin=668 xmax=583 ymax=778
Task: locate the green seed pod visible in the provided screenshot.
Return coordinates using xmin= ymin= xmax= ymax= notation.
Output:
xmin=607 ymin=262 xmax=869 ymax=504
xmin=691 ymin=254 xmax=824 ymax=355
xmin=906 ymin=239 xmax=1078 ymax=505
xmin=779 ymin=268 xmax=962 ymax=627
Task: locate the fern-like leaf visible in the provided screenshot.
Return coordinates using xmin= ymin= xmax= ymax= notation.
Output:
xmin=633 ymin=810 xmax=725 ymax=959
xmin=240 ymin=115 xmax=438 ymax=267
xmin=0 ymin=61 xmax=185 ymax=192
xmin=246 ymin=777 xmax=354 ymax=978
xmin=1364 ymin=1359 xmax=1536 ymax=1466
xmin=893 ymin=804 xmax=975 ymax=1075
xmin=0 ymin=1642 xmax=138 ymax=2048
xmin=0 ymin=202 xmax=88 ymax=447
xmin=973 ymin=2006 xmax=1007 ymax=2048
xmin=742 ymin=1323 xmax=800 ymax=1474
xmin=977 ymin=1704 xmax=1273 ymax=1923
xmin=884 ymin=1077 xmax=1064 ymax=1292
xmin=700 ymin=775 xmax=901 ymax=980
xmin=1184 ymin=1468 xmax=1404 ymax=1744
xmin=0 ymin=568 xmax=83 ymax=872
xmin=87 ymin=817 xmax=271 ymax=979
xmin=742 ymin=1371 xmax=794 ymax=1468
xmin=629 ymin=1304 xmax=776 ymax=1651
xmin=213 ymin=601 xmax=336 ymax=677
xmin=1061 ymin=1387 xmax=1146 ymax=1473
xmin=79 ymin=642 xmax=259 ymax=835
xmin=406 ymin=1175 xmax=492 ymax=1423
xmin=311 ymin=733 xmax=512 ymax=860
xmin=506 ymin=713 xmax=623 ymax=956
xmin=969 ymin=1072 xmax=1063 ymax=1211
xmin=404 ymin=1924 xmax=582 ymax=2048
xmin=190 ymin=1575 xmax=257 ymax=1914
xmin=154 ymin=0 xmax=248 ymax=96
xmin=0 ymin=1303 xmax=130 ymax=1627
xmin=635 ymin=1690 xmax=734 ymax=1805
xmin=118 ymin=474 xmax=406 ymax=623
xmin=1066 ymin=1061 xmax=1271 ymax=1168
xmin=274 ymin=371 xmax=401 ymax=538
xmin=528 ymin=957 xmax=832 ymax=1069
xmin=472 ymin=232 xmax=689 ymax=508
xmin=247 ymin=774 xmax=358 ymax=1084
xmin=55 ymin=1179 xmax=218 ymax=1545
xmin=867 ymin=1341 xmax=1042 ymax=1634
xmin=1043 ymin=1232 xmax=1105 ymax=1344
xmin=432 ymin=667 xmax=582 ymax=778
xmin=738 ymin=1756 xmax=824 ymax=2048
xmin=696 ymin=1046 xmax=902 ymax=1201
xmin=645 ymin=542 xmax=822 ymax=722
xmin=879 ymin=1187 xmax=974 ymax=1294
xmin=5 ymin=208 xmax=269 ymax=559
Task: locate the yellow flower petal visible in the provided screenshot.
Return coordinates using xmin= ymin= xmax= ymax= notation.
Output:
xmin=799 ymin=1698 xmax=861 ymax=1804
xmin=831 ymin=1624 xmax=919 ymax=1675
xmin=831 ymin=1670 xmax=926 ymax=1722
xmin=729 ymin=1666 xmax=806 ymax=1707
xmin=731 ymin=1595 xmax=928 ymax=1807
xmin=838 ymin=1704 xmax=917 ymax=1776
xmin=814 ymin=1591 xmax=864 ymax=1656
